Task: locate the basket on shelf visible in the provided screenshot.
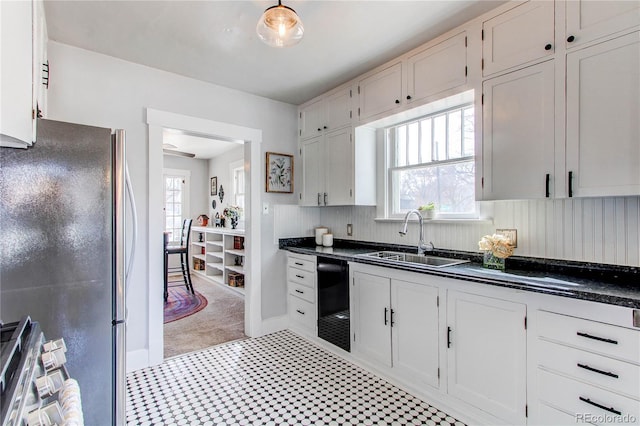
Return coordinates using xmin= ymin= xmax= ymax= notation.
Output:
xmin=228 ymin=272 xmax=244 ymax=287
xmin=193 ymin=258 xmax=205 ymax=271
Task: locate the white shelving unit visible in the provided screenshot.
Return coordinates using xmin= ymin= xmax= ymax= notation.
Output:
xmin=191 ymin=226 xmax=245 ymax=295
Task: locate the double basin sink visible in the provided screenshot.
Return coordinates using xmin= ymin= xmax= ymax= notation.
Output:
xmin=356 ymin=251 xmax=469 ymax=268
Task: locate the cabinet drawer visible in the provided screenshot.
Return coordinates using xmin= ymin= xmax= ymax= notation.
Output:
xmin=537 ymin=401 xmax=594 ymax=426
xmin=288 ymin=267 xmax=315 ymax=288
xmin=289 ymin=296 xmax=315 ymax=332
xmin=538 ymin=340 xmax=640 ymax=400
xmin=289 ymin=282 xmax=315 ymax=304
xmin=287 ymin=255 xmax=316 ymax=273
xmin=538 ymin=311 xmax=640 ymax=363
xmin=538 ymin=369 xmax=640 ymax=424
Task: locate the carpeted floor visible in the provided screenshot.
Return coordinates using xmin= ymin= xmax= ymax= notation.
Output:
xmin=163 ymin=274 xmax=246 ymax=358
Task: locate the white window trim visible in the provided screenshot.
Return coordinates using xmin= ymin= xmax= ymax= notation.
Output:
xmin=163 ymin=168 xmax=191 ymax=243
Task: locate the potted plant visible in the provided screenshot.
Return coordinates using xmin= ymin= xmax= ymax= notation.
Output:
xmin=222 ymin=206 xmax=243 ymax=229
xmin=418 ymin=202 xmax=436 ymax=220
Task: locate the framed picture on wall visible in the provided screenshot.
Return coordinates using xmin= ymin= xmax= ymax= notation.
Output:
xmin=266 ymin=152 xmax=293 ymax=193
xmin=210 ymin=176 xmax=218 ymax=196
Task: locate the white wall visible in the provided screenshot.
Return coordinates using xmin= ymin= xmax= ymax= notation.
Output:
xmin=46 ymin=41 xmax=298 ymax=366
xmin=162 ymin=155 xmax=209 ymax=221
xmin=273 ymin=197 xmax=640 ymax=267
xmin=207 ymin=145 xmax=244 ymax=223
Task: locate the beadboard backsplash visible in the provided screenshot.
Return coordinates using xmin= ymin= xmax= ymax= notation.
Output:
xmin=274 ymin=197 xmax=640 ymax=267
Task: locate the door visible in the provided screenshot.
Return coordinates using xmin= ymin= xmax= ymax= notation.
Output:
xmin=299 ymin=136 xmax=324 ymax=206
xmin=482 ymin=0 xmax=555 ymax=76
xmin=407 ymin=32 xmax=467 ymax=105
xmin=324 ymin=127 xmax=353 ymax=206
xmin=326 ymin=87 xmax=352 ymax=131
xmin=447 ymin=290 xmax=527 ymax=425
xmin=482 ymin=60 xmax=555 ymax=199
xmin=351 ymin=272 xmax=392 ymax=367
xmin=391 ymin=279 xmax=440 ymax=389
xmin=358 ymin=62 xmax=403 ymax=121
xmin=566 ymin=0 xmax=640 ymax=48
xmin=566 ymin=32 xmax=640 ymax=197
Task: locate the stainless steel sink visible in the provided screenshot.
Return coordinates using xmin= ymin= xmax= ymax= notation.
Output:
xmin=357 ymin=251 xmax=469 ymax=268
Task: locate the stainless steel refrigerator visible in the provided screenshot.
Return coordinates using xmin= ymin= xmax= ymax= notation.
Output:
xmin=0 ymin=119 xmax=136 ymax=425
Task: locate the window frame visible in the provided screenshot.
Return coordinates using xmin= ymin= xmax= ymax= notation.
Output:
xmin=384 ymin=103 xmax=478 ymax=220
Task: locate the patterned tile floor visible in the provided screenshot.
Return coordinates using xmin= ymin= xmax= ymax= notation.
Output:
xmin=126 ymin=330 xmax=466 ymax=426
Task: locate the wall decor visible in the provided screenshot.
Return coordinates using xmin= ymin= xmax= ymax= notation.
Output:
xmin=210 ymin=176 xmax=218 ymax=196
xmin=218 ymin=185 xmax=224 ymax=202
xmin=266 ymin=152 xmax=293 ymax=193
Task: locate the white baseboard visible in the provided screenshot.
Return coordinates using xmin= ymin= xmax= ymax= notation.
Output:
xmin=260 ymin=315 xmax=288 ymax=335
xmin=126 ymin=349 xmax=150 ymax=373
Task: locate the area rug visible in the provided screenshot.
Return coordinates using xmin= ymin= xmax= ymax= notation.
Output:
xmin=164 ymin=286 xmax=208 ymax=323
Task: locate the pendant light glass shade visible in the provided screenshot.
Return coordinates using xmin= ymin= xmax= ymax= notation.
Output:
xmin=256 ymin=1 xmax=304 ymax=47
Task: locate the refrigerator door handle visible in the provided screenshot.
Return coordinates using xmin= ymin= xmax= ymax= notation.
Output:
xmin=125 ymin=163 xmax=138 ymax=285
xmin=112 ymin=130 xmax=126 ymax=324
xmin=113 ymin=322 xmax=126 ymax=426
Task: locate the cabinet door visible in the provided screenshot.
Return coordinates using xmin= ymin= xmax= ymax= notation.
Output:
xmin=299 ymin=98 xmax=326 ymax=140
xmin=352 ymin=272 xmax=392 ymax=367
xmin=326 ymin=87 xmax=352 ymax=131
xmin=566 ymin=0 xmax=640 ymax=48
xmin=566 ymin=32 xmax=640 ymax=197
xmin=299 ymin=137 xmax=325 ymax=206
xmin=482 ymin=60 xmax=555 ymax=200
xmin=0 ymin=0 xmax=33 ymax=147
xmin=391 ymin=279 xmax=439 ymax=389
xmin=358 ymin=62 xmax=403 ymax=121
xmin=324 ymin=128 xmax=353 ymax=206
xmin=447 ymin=291 xmax=527 ymax=425
xmin=32 ymin=0 xmax=47 ymax=128
xmin=482 ymin=1 xmax=555 ymax=76
xmin=407 ymin=32 xmax=467 ymax=105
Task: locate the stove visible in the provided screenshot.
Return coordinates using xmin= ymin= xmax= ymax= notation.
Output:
xmin=1 ymin=316 xmax=83 ymax=426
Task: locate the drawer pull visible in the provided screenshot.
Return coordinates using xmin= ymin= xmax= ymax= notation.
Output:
xmin=577 ymin=332 xmax=618 ymax=345
xmin=578 ymin=397 xmax=622 ymax=416
xmin=295 ymin=289 xmax=304 ymax=294
xmin=295 ymin=274 xmax=304 ymax=279
xmin=294 ymin=262 xmax=303 ymax=266
xmin=296 ymin=309 xmax=305 ymax=315
xmin=577 ymin=363 xmax=619 ymax=379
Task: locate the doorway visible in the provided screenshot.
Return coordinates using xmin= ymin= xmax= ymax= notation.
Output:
xmin=147 ymin=109 xmax=262 ymax=366
xmin=161 ymin=131 xmax=246 ymax=358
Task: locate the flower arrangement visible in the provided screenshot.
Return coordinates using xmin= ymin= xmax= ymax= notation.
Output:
xmin=223 ymin=206 xmax=243 ymax=229
xmin=478 ymin=234 xmax=514 ymax=270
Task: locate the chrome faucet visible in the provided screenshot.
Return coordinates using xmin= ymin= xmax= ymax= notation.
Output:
xmin=399 ymin=209 xmax=432 ymax=255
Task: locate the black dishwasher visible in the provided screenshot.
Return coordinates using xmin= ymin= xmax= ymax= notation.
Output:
xmin=317 ymin=257 xmax=350 ymax=352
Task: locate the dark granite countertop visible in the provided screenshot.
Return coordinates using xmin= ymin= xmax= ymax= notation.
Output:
xmin=280 ymin=237 xmax=640 ymax=309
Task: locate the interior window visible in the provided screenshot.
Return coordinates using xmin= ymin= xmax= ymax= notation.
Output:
xmin=387 ymin=104 xmax=476 ymax=218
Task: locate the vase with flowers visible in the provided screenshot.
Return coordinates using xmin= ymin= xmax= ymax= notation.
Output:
xmin=478 ymin=234 xmax=514 ymax=271
xmin=223 ymin=206 xmax=242 ymax=229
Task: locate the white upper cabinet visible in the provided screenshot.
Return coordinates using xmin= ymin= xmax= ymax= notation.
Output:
xmin=565 ymin=31 xmax=640 ymax=198
xmin=565 ymin=0 xmax=640 ymax=48
xmin=1 ymin=0 xmax=34 ymax=148
xmin=323 ymin=127 xmax=353 ymax=206
xmin=482 ymin=1 xmax=555 ymax=77
xmin=447 ymin=290 xmax=527 ymax=425
xmin=482 ymin=60 xmax=555 ymax=200
xmin=358 ymin=62 xmax=403 ymax=121
xmin=406 ymin=32 xmax=467 ymax=106
xmin=299 ymin=136 xmax=324 ymax=206
xmin=299 ymin=86 xmax=352 ymax=140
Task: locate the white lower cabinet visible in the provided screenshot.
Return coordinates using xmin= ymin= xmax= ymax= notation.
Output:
xmin=447 ymin=290 xmax=527 ymax=424
xmin=287 ymin=253 xmax=317 ymax=336
xmin=351 ymin=271 xmax=440 ymax=389
xmin=534 ymin=310 xmax=640 ymax=425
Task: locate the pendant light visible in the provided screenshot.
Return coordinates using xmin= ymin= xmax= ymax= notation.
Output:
xmin=256 ymin=0 xmax=304 ymax=48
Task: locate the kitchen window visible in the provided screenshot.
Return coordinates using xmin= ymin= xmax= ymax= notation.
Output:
xmin=386 ymin=104 xmax=476 ymax=218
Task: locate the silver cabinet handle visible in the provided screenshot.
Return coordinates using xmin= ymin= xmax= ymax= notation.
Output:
xmin=324 ymin=192 xmax=328 ymax=205
xmin=317 ymin=193 xmax=321 ymax=206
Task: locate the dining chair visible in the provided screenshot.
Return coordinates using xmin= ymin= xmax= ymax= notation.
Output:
xmin=164 ymin=219 xmax=194 ymax=301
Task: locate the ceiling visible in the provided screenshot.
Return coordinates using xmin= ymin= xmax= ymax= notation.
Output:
xmin=162 ymin=130 xmax=242 ymax=159
xmin=43 ymin=0 xmax=505 ymax=106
